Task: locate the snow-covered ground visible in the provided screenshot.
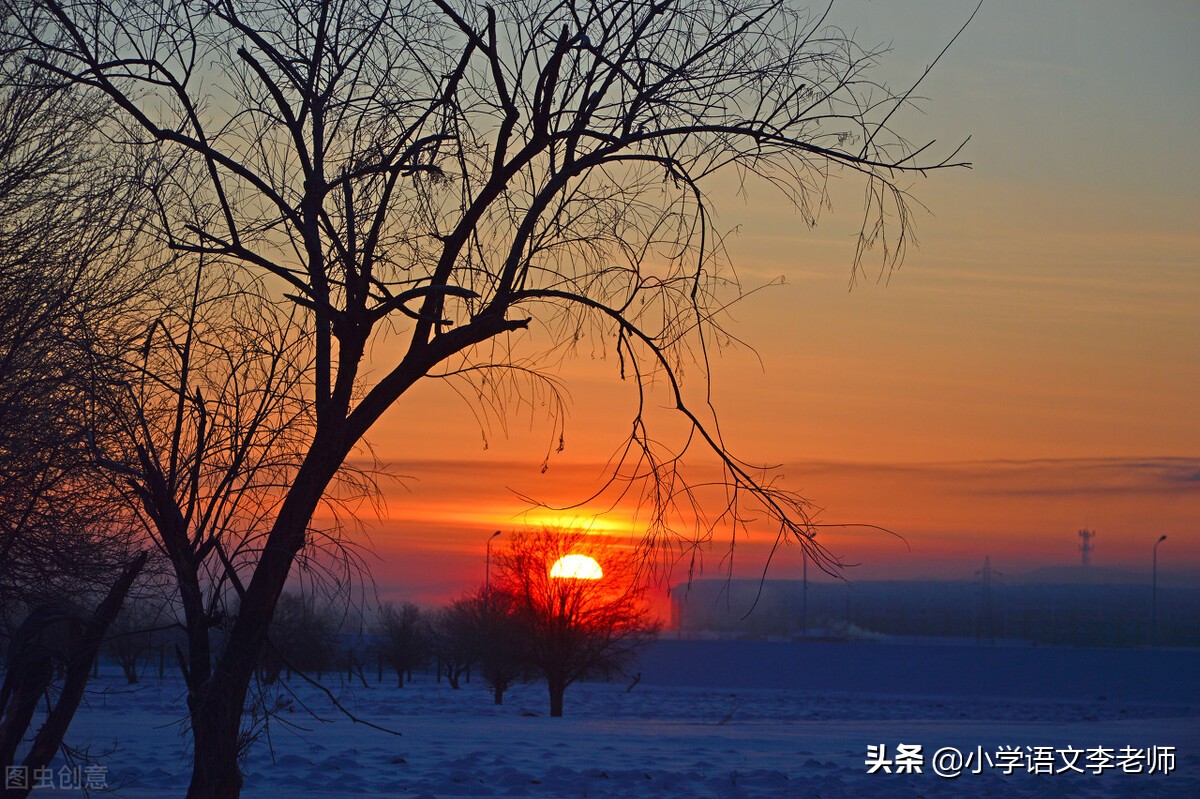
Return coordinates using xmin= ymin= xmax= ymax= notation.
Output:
xmin=18 ymin=641 xmax=1200 ymax=798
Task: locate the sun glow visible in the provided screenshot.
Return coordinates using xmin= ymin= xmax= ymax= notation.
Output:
xmin=549 ymin=554 xmax=603 ymax=580
xmin=521 ymin=511 xmax=632 ymax=536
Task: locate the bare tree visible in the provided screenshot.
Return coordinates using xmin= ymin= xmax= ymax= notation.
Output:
xmin=0 ymin=553 xmax=147 ymax=799
xmin=425 ymin=600 xmax=476 ymax=690
xmin=423 ymin=590 xmax=528 ymax=698
xmin=257 ymin=592 xmax=342 ymax=683
xmin=11 ymin=0 xmax=970 ymax=794
xmin=464 ymin=587 xmax=529 ymax=706
xmin=104 ymin=599 xmax=169 ymax=685
xmin=0 ymin=23 xmax=148 ymax=616
xmin=77 ymin=259 xmax=374 ymax=778
xmin=376 ymin=602 xmax=430 ymax=688
xmin=494 ymin=529 xmax=658 ymax=717
xmin=0 ymin=34 xmax=152 ymax=794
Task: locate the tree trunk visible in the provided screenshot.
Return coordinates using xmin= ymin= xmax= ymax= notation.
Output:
xmin=183 ymin=449 xmax=344 ymax=798
xmin=548 ymin=676 xmax=566 ymax=718
xmin=2 ymin=552 xmax=147 ymax=799
xmin=186 ymin=687 xmax=246 ymax=799
xmin=0 ymin=670 xmax=50 ymax=781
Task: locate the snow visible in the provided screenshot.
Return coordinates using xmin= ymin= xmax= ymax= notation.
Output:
xmin=21 ymin=640 xmax=1200 ymax=797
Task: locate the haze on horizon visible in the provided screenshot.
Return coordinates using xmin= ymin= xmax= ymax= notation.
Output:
xmin=344 ymin=0 xmax=1199 ymax=605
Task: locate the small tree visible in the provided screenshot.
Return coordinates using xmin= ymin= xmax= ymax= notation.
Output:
xmin=376 ymin=602 xmax=430 ymax=688
xmin=425 ymin=601 xmax=473 ymax=690
xmin=431 ymin=589 xmax=528 ymax=704
xmin=494 ymin=530 xmax=659 ymax=717
xmin=475 ymin=588 xmax=529 ymax=706
xmin=105 ymin=600 xmax=166 ymax=685
xmin=258 ymin=592 xmax=341 ymax=683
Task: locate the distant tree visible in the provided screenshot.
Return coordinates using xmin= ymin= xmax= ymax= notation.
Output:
xmin=376 ymin=602 xmax=430 ymax=687
xmin=105 ymin=600 xmax=168 ymax=685
xmin=494 ymin=530 xmax=659 ymax=717
xmin=424 ymin=601 xmax=474 ymax=690
xmin=339 ymin=623 xmax=374 ymax=689
xmin=14 ymin=0 xmax=970 ymax=792
xmin=475 ymin=588 xmax=530 ymax=706
xmin=430 ymin=589 xmax=529 ymax=703
xmin=429 ymin=600 xmax=482 ymax=690
xmin=259 ymin=592 xmax=341 ymax=683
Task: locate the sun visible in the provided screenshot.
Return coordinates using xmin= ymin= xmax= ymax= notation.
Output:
xmin=549 ymin=554 xmax=603 ymax=580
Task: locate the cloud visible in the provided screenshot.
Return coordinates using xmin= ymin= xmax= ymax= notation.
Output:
xmin=350 ymin=455 xmax=1199 ymax=598
xmin=781 ymin=457 xmax=1200 ymax=498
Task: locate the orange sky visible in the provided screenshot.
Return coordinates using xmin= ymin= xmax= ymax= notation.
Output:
xmin=343 ymin=455 xmax=1198 ymax=607
xmin=338 ymin=1 xmax=1199 ymax=606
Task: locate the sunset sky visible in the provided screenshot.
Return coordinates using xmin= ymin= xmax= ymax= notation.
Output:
xmin=354 ymin=1 xmax=1199 ymax=605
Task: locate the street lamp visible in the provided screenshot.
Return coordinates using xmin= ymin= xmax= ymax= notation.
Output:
xmin=1152 ymin=534 xmax=1167 ymax=647
xmin=800 ymin=530 xmax=815 ymax=639
xmin=801 ymin=545 xmax=808 ymax=638
xmin=485 ymin=530 xmax=501 ymax=612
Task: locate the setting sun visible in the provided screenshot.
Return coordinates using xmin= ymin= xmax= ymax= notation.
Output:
xmin=549 ymin=554 xmax=604 ymax=580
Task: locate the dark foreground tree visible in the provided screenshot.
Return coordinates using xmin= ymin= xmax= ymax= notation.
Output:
xmin=0 ymin=553 xmax=147 ymax=799
xmin=75 ymin=258 xmax=363 ymax=795
xmin=494 ymin=530 xmax=658 ymax=717
xmin=12 ymin=0 xmax=970 ymax=794
xmin=0 ymin=33 xmax=152 ymax=791
xmin=0 ymin=20 xmax=148 ymax=621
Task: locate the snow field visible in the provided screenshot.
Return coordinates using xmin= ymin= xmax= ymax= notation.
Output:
xmin=21 ymin=641 xmax=1200 ymax=798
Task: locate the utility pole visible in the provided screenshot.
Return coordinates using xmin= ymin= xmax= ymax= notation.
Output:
xmin=1153 ymin=535 xmax=1167 ymax=646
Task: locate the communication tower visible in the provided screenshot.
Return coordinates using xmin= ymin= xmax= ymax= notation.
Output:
xmin=1078 ymin=528 xmax=1095 ymax=567
xmin=975 ymin=556 xmax=1002 ymax=643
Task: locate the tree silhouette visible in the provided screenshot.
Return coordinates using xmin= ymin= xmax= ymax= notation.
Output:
xmin=105 ymin=599 xmax=170 ymax=685
xmin=426 ymin=598 xmax=478 ymax=690
xmin=11 ymin=0 xmax=970 ymax=794
xmin=430 ymin=588 xmax=529 ymax=704
xmin=0 ymin=26 xmax=147 ymax=618
xmin=0 ymin=37 xmax=151 ymax=790
xmin=377 ymin=602 xmax=431 ymax=688
xmin=494 ymin=529 xmax=658 ymax=717
xmin=259 ymin=592 xmax=341 ymax=684
xmin=474 ymin=588 xmax=530 ymax=706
